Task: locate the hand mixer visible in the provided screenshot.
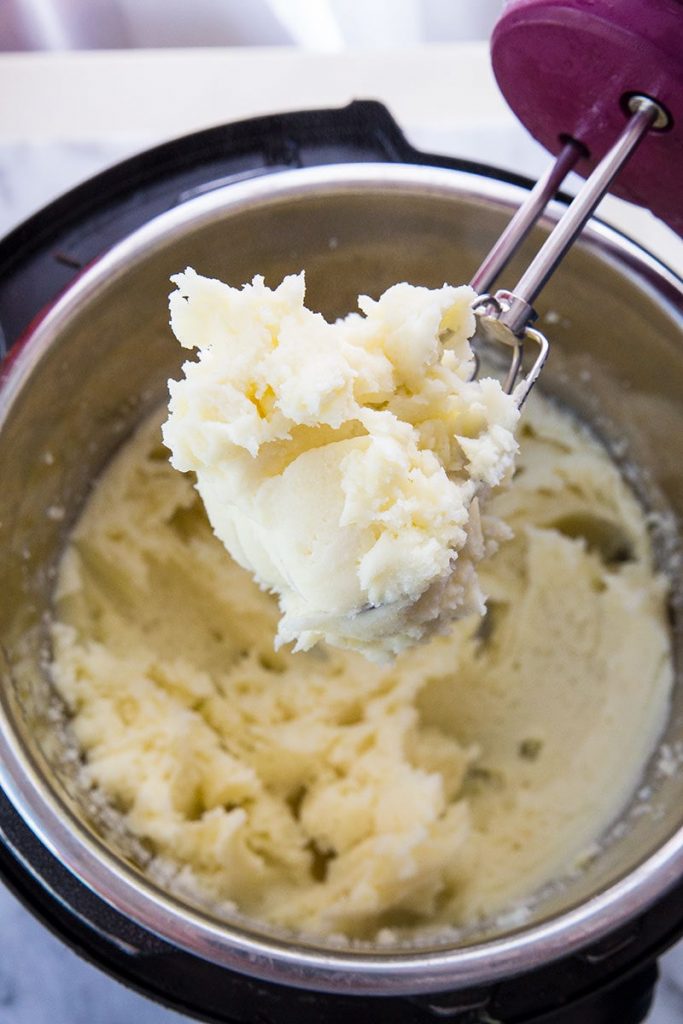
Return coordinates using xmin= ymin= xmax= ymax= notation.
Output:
xmin=468 ymin=0 xmax=682 ymax=405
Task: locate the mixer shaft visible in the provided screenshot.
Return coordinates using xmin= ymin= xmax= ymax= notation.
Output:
xmin=470 ymin=138 xmax=583 ymax=295
xmin=499 ymin=96 xmax=669 ymax=337
xmin=472 ymin=94 xmax=670 ymax=406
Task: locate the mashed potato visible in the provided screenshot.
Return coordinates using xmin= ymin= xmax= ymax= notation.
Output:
xmin=50 ymin=395 xmax=672 ymax=940
xmin=162 ymin=272 xmax=519 ymax=660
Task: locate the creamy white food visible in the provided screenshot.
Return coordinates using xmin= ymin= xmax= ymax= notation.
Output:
xmin=162 ymin=272 xmax=519 ymax=659
xmin=50 ymin=396 xmax=672 ymax=941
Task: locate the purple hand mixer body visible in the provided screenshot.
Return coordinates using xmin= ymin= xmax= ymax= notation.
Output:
xmin=491 ymin=0 xmax=682 ymax=233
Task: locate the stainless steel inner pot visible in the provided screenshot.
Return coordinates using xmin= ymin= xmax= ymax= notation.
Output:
xmin=0 ymin=163 xmax=681 ymax=996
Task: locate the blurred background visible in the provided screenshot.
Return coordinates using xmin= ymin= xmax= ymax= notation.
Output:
xmin=1 ymin=0 xmax=504 ymax=50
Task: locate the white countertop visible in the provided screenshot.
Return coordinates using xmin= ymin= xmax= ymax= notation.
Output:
xmin=0 ymin=44 xmax=681 ymax=1023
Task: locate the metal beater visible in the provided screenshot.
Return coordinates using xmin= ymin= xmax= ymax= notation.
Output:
xmin=469 ymin=0 xmax=681 ymax=405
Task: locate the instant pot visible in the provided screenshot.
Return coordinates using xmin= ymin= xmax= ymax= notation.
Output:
xmin=0 ymin=101 xmax=681 ymax=1024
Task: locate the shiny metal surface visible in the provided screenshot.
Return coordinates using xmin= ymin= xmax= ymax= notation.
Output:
xmin=471 ymin=291 xmax=549 ymax=403
xmin=468 ymin=100 xmax=664 ymax=407
xmin=501 ymin=97 xmax=665 ymax=337
xmin=0 ymin=162 xmax=681 ymax=995
xmin=627 ymin=93 xmax=672 ymax=131
xmin=469 ymin=139 xmax=583 ymax=294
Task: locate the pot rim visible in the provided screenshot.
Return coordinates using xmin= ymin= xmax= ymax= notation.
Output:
xmin=0 ymin=161 xmax=681 ymax=996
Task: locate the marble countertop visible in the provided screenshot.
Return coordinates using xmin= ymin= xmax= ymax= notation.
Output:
xmin=0 ymin=46 xmax=681 ymax=1023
